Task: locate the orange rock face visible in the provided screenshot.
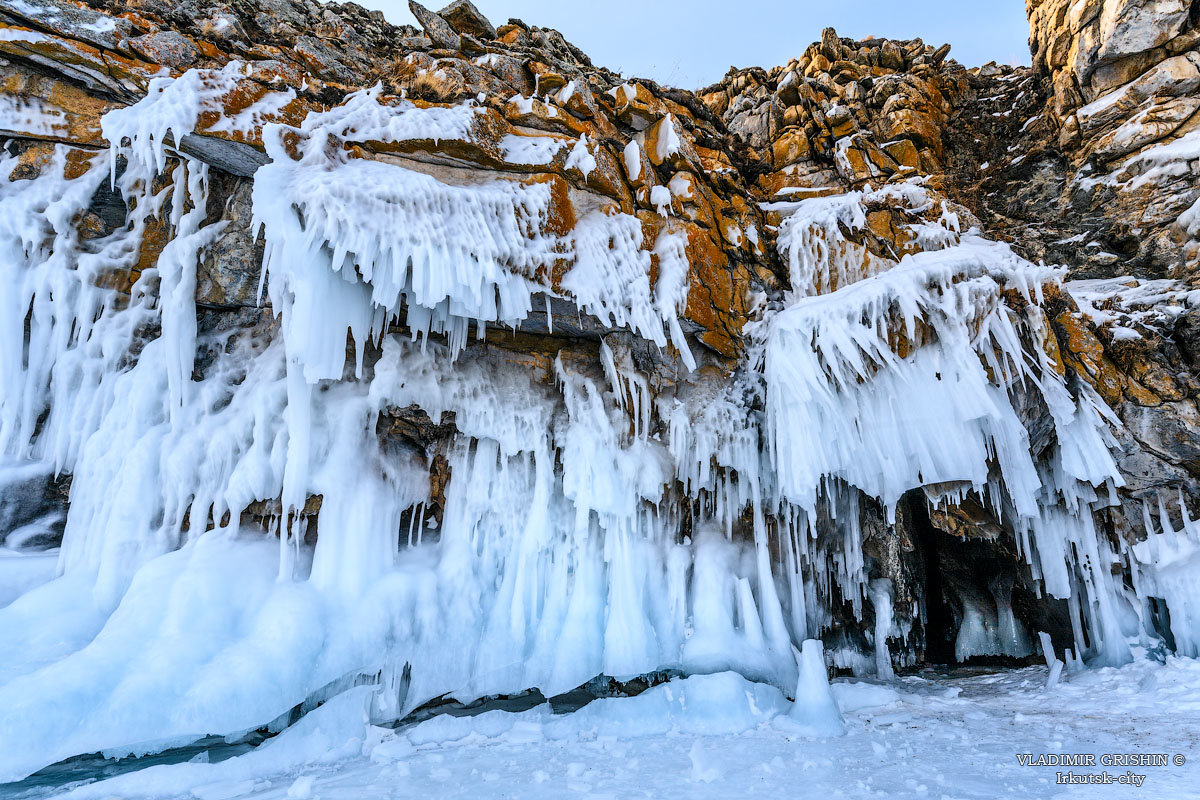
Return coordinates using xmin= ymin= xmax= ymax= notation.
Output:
xmin=701 ymin=27 xmax=970 ymax=194
xmin=0 ymin=0 xmax=790 ymax=370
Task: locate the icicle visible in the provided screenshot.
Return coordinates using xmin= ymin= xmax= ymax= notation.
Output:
xmin=869 ymin=578 xmax=895 ymax=680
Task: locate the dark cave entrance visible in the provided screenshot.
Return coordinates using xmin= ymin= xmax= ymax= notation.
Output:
xmin=907 ymin=496 xmax=957 ymax=664
xmin=898 ymin=491 xmax=1076 ymax=668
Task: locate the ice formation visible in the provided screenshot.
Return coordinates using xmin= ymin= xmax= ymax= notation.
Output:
xmin=0 ymin=65 xmax=1196 ymax=783
xmin=1130 ymin=499 xmax=1200 ymax=657
xmin=785 ymin=639 xmax=846 ymax=736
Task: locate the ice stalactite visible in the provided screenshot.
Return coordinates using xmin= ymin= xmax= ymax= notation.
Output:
xmin=771 ymin=180 xmax=959 ymax=300
xmin=100 ymin=62 xmax=249 ymax=176
xmin=0 ymin=139 xmax=243 ymax=604
xmin=1129 ymin=499 xmax=1200 ymax=657
xmin=0 ymin=86 xmax=774 ymax=780
xmin=157 ymin=160 xmax=226 ymax=411
xmin=765 ymin=237 xmax=1054 ymax=515
xmin=764 ymin=183 xmax=1146 ymax=669
xmin=249 ymin=86 xmax=696 ymax=370
xmin=991 ymin=573 xmax=1033 ymax=658
xmin=869 ymin=579 xmax=896 ymax=680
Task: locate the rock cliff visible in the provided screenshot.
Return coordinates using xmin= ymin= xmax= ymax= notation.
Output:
xmin=1 ymin=0 xmax=1199 ymax=778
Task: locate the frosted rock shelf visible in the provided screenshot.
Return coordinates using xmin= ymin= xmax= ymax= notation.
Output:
xmin=2 ymin=0 xmax=1200 ymax=793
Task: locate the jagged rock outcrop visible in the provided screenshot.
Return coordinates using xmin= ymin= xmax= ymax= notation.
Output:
xmin=2 ymin=0 xmax=784 ymax=361
xmin=700 ymin=29 xmax=967 ymax=193
xmin=965 ymin=3 xmax=1200 ymax=542
xmin=690 ymin=15 xmax=1200 ymax=563
xmin=1018 ymin=0 xmax=1200 ymax=280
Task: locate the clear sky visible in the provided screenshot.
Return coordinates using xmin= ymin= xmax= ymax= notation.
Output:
xmin=363 ymin=0 xmax=1032 ymax=89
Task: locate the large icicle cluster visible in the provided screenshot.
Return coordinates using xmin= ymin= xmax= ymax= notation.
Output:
xmin=0 ymin=79 xmax=742 ymax=780
xmin=248 ymin=84 xmax=696 ymax=374
xmin=0 ymin=61 xmax=1196 ymax=785
xmin=762 ymin=183 xmax=1154 ymax=666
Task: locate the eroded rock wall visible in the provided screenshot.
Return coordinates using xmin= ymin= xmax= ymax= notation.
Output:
xmin=1023 ymin=0 xmax=1200 ymax=279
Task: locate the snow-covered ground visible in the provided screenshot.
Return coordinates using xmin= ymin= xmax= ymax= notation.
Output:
xmin=0 ymin=548 xmax=58 ymax=608
xmin=10 ymin=658 xmax=1200 ymax=800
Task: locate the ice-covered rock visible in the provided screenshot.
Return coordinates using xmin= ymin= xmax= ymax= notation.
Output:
xmin=0 ymin=0 xmax=1198 ymax=786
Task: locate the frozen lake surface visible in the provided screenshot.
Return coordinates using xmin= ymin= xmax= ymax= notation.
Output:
xmin=7 ymin=658 xmax=1200 ymax=800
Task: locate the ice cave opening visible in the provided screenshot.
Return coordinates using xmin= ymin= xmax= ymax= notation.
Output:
xmin=899 ymin=490 xmax=1073 ymax=668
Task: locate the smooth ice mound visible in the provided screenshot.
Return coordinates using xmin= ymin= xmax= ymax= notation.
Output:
xmin=783 ymin=639 xmax=845 ymax=736
xmin=0 ymin=65 xmax=1193 ymax=783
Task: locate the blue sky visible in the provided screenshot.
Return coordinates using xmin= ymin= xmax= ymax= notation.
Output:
xmin=365 ymin=0 xmax=1031 ymax=89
